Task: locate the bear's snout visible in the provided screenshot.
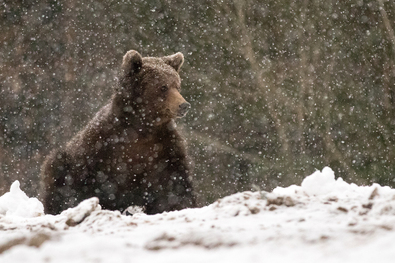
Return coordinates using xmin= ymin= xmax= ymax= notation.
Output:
xmin=178 ymin=102 xmax=191 ymax=117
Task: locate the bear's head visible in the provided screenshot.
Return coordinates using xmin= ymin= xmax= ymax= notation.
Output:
xmin=117 ymin=50 xmax=190 ymax=126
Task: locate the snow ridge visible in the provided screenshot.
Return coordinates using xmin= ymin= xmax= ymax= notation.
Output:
xmin=1 ymin=167 xmax=395 ymax=263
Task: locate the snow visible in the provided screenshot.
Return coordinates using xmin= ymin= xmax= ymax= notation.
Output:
xmin=1 ymin=167 xmax=395 ymax=262
xmin=0 ymin=181 xmax=44 ymax=218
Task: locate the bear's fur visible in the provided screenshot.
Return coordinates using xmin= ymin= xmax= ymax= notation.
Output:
xmin=40 ymin=50 xmax=196 ymax=215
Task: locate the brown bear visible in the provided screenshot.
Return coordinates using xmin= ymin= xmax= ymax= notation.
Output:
xmin=40 ymin=50 xmax=196 ymax=215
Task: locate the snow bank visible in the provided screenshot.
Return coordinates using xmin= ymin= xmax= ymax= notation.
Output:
xmin=1 ymin=167 xmax=395 ymax=263
xmin=301 ymin=166 xmax=350 ymax=195
xmin=274 ymin=166 xmax=394 ymax=200
xmin=0 ymin=180 xmax=44 ymax=218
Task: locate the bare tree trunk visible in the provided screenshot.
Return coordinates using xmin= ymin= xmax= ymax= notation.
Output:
xmin=233 ymin=0 xmax=290 ymax=155
xmin=295 ymin=0 xmax=310 ymax=153
xmin=382 ymin=61 xmax=393 ymax=111
xmin=321 ymin=53 xmax=356 ymax=180
xmin=377 ymin=0 xmax=395 ymax=56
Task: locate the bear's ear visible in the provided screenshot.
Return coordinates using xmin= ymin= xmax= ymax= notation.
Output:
xmin=162 ymin=52 xmax=184 ymax=72
xmin=122 ymin=50 xmax=143 ymax=75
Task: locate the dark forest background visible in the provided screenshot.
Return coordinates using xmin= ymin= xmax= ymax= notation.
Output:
xmin=1 ymin=0 xmax=395 ymax=206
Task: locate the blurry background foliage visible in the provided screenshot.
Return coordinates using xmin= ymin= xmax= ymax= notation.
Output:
xmin=1 ymin=0 xmax=394 ymax=205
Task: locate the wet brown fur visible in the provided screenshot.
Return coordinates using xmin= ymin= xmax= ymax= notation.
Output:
xmin=40 ymin=50 xmax=196 ymax=215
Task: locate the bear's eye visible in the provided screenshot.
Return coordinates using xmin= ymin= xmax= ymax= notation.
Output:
xmin=161 ymin=86 xmax=168 ymax=92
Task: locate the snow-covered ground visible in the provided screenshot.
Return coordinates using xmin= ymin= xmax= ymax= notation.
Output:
xmin=1 ymin=167 xmax=395 ymax=263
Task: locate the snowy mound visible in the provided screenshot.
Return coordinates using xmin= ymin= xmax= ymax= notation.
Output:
xmin=0 ymin=181 xmax=44 ymax=218
xmin=1 ymin=167 xmax=395 ymax=263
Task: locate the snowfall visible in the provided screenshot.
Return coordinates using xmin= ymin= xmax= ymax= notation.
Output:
xmin=1 ymin=168 xmax=395 ymax=262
